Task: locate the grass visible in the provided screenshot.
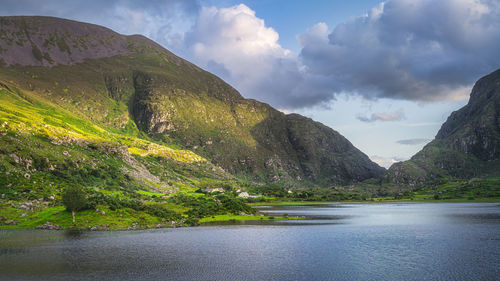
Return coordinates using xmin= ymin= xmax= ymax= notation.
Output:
xmin=0 ymin=81 xmax=254 ymax=230
xmin=0 ymin=35 xmax=498 ymax=231
xmin=136 ymin=190 xmax=164 ymax=197
xmin=0 ymin=40 xmax=387 ymax=187
xmin=0 ymin=81 xmax=237 ymax=194
xmin=0 ymin=203 xmax=189 ymax=230
xmin=247 ymin=177 xmax=500 ymax=205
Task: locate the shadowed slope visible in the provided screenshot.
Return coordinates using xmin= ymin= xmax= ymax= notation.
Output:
xmin=0 ymin=16 xmax=384 ymax=186
xmin=387 ymin=69 xmax=500 ymax=185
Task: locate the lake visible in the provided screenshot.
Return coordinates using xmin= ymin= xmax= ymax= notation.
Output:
xmin=1 ymin=203 xmax=499 ymax=280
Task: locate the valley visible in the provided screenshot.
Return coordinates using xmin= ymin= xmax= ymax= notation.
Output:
xmin=0 ymin=16 xmax=499 ymax=231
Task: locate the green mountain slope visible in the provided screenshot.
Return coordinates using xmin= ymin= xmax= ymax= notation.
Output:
xmin=0 ymin=77 xmax=257 ymax=229
xmin=387 ymin=69 xmax=500 ymax=185
xmin=0 ymin=16 xmax=384 ymax=187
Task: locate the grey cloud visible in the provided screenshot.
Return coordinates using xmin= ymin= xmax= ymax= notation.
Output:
xmin=299 ymin=0 xmax=500 ymax=103
xmin=200 ymin=0 xmax=500 ymax=109
xmin=357 ymin=110 xmax=405 ymax=123
xmin=396 ymin=138 xmax=432 ymax=145
xmin=249 ymin=59 xmax=337 ymax=109
xmin=2 ymin=0 xmax=499 ymax=110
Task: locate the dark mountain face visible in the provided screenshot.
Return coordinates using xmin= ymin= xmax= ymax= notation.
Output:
xmin=435 ymin=70 xmax=500 ymax=160
xmin=387 ymin=69 xmax=500 ymax=185
xmin=0 ymin=16 xmax=384 ymax=186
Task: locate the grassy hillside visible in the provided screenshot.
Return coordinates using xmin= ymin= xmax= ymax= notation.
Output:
xmin=0 ymin=16 xmax=386 ymax=229
xmin=0 ymin=15 xmax=384 ymax=186
xmin=0 ymin=81 xmax=265 ymax=229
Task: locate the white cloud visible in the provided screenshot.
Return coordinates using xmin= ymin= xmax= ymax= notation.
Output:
xmin=2 ymin=0 xmax=500 ymax=110
xmin=184 ymin=0 xmax=500 ymax=109
xmin=185 ymin=4 xmax=314 ymax=108
xmin=188 ymin=5 xmax=289 ymax=79
xmin=297 ymin=22 xmax=329 ymax=47
xmin=185 ymin=5 xmax=350 ymax=109
xmin=357 ymin=109 xmax=405 ymax=122
xmin=370 ymin=155 xmax=406 ymax=169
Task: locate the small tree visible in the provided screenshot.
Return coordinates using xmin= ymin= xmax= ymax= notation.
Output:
xmin=62 ymin=186 xmax=87 ymax=225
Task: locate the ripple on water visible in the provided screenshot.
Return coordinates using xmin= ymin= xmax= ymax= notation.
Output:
xmin=0 ymin=203 xmax=499 ymax=281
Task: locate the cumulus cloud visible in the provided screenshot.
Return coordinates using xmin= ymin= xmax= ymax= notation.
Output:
xmin=396 ymin=138 xmax=432 ymax=145
xmin=186 ymin=0 xmax=500 ymax=109
xmin=357 ymin=109 xmax=405 ymax=122
xmin=2 ymin=0 xmax=500 ymax=109
xmin=186 ymin=5 xmax=293 ymax=97
xmin=0 ymin=1 xmax=323 ymax=108
xmin=297 ymin=22 xmax=330 ymax=47
xmin=299 ymin=0 xmax=500 ymax=103
xmin=185 ymin=4 xmax=332 ymax=109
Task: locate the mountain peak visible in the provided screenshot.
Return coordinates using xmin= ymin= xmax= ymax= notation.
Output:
xmin=387 ymin=68 xmax=500 ymax=184
xmin=0 ymin=15 xmax=384 ymax=185
xmin=436 ymin=68 xmax=500 ymax=140
xmin=0 ymin=16 xmax=166 ymax=66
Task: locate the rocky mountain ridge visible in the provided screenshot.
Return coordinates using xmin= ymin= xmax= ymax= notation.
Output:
xmin=0 ymin=16 xmax=385 ymax=186
xmin=387 ymin=68 xmax=500 ymax=185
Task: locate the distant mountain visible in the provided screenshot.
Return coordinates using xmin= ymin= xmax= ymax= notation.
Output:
xmin=0 ymin=16 xmax=384 ymax=189
xmin=387 ymin=69 xmax=500 ymax=185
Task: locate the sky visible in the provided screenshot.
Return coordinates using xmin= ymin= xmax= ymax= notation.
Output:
xmin=2 ymin=0 xmax=500 ymax=168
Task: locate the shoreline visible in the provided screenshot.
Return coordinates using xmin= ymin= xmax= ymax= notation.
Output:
xmin=250 ymin=198 xmax=500 ymax=206
xmin=2 ymin=199 xmax=498 ymax=231
xmin=0 ymin=210 xmax=304 ymax=231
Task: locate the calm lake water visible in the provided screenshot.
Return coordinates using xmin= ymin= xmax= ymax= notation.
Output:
xmin=1 ymin=203 xmax=499 ymax=281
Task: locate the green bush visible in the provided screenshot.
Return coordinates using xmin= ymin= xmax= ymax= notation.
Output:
xmin=85 ymin=191 xmax=181 ymax=221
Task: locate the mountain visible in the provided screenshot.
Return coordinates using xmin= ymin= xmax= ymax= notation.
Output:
xmin=387 ymin=69 xmax=500 ymax=185
xmin=0 ymin=16 xmax=384 ymax=190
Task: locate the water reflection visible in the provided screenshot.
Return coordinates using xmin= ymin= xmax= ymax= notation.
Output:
xmin=64 ymin=230 xmax=85 ymax=239
xmin=1 ymin=203 xmax=499 ymax=281
xmin=259 ymin=203 xmax=500 ymax=226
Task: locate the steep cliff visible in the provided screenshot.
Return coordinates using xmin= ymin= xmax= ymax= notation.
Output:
xmin=387 ymin=69 xmax=500 ymax=185
xmin=0 ymin=16 xmax=384 ymax=186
